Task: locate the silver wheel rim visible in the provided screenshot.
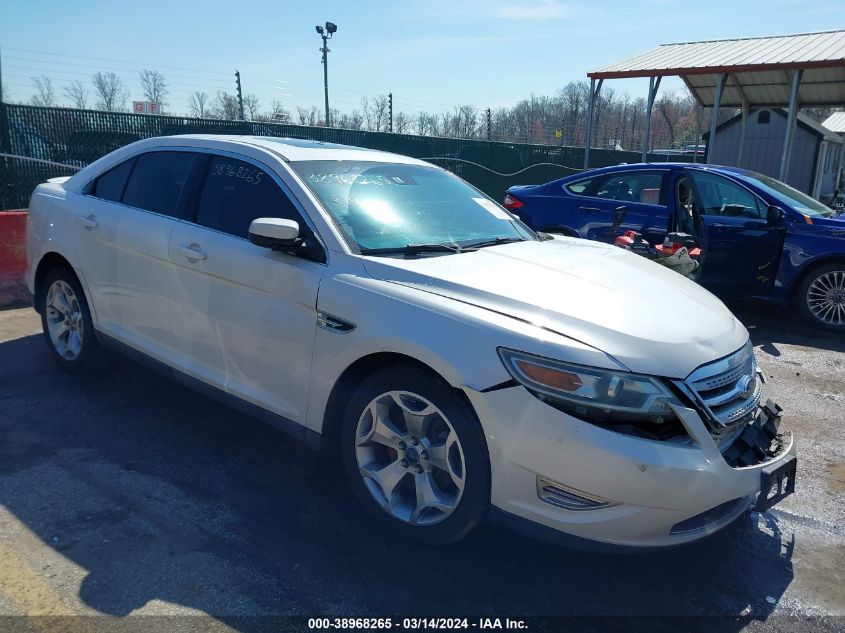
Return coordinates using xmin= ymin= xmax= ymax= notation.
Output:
xmin=807 ymin=271 xmax=845 ymax=326
xmin=355 ymin=390 xmax=466 ymax=526
xmin=45 ymin=280 xmax=84 ymax=360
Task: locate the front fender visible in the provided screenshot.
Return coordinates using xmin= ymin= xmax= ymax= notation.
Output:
xmin=304 ymin=261 xmax=624 ymax=437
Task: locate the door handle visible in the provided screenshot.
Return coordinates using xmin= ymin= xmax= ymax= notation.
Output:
xmin=79 ymin=214 xmax=98 ymax=229
xmin=175 ymin=243 xmax=207 ymax=262
xmin=579 ymin=206 xmax=600 ymax=212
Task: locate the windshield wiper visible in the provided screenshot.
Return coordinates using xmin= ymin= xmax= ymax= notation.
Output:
xmin=463 ymin=236 xmax=527 ymax=250
xmin=359 ymin=242 xmax=464 ymax=256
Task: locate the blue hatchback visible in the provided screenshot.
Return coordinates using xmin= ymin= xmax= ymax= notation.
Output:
xmin=505 ymin=163 xmax=845 ymax=332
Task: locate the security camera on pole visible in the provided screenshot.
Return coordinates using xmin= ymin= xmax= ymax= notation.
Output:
xmin=315 ymin=21 xmax=338 ymax=127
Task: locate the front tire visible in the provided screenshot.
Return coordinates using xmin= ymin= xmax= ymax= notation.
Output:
xmin=40 ymin=268 xmax=105 ymax=372
xmin=797 ymin=263 xmax=845 ymax=332
xmin=340 ymin=365 xmax=490 ymax=545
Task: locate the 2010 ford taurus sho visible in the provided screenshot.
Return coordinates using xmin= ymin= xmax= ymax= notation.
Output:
xmin=25 ymin=135 xmax=796 ymax=549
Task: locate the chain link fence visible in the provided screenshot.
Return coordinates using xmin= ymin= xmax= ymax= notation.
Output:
xmin=0 ymin=103 xmax=685 ymax=210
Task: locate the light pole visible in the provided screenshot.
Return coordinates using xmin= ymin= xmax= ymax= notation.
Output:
xmin=315 ymin=21 xmax=337 ymax=127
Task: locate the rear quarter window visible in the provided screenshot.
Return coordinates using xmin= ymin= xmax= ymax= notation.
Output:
xmin=565 ymin=178 xmax=593 ymax=195
xmin=91 ymin=158 xmax=136 ymax=202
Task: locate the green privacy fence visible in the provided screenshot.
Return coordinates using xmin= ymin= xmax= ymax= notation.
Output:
xmin=0 ymin=103 xmax=678 ymax=210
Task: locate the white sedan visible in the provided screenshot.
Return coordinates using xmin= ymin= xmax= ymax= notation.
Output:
xmin=25 ymin=135 xmax=796 ymax=548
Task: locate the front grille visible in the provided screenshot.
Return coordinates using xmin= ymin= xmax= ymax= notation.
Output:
xmin=685 ymin=342 xmax=762 ymax=432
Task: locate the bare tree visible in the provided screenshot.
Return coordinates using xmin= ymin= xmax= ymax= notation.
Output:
xmin=139 ymin=69 xmax=169 ymax=106
xmin=655 ymin=91 xmax=695 ymax=149
xmin=339 ymin=109 xmax=364 ymax=130
xmin=268 ymin=99 xmax=289 ymax=122
xmin=243 ymin=93 xmax=260 ymax=120
xmin=296 ymin=106 xmax=319 ymax=126
xmin=415 ymin=111 xmax=437 ymax=136
xmin=274 ymin=83 xmax=700 ymax=149
xmin=212 ymin=91 xmax=240 ymax=119
xmin=64 ymin=80 xmax=89 ymax=109
xmin=189 ymin=91 xmax=209 ymax=118
xmin=30 ymin=75 xmax=55 ymax=106
xmin=455 ymin=105 xmax=479 ymax=138
xmin=394 ymin=111 xmax=410 ymax=134
xmin=561 ymin=81 xmax=587 ymax=130
xmin=362 ymin=96 xmax=389 ymax=131
xmin=92 ymin=72 xmax=128 ymax=111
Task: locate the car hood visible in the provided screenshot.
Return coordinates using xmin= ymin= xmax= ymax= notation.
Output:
xmin=360 ymin=238 xmax=748 ymax=379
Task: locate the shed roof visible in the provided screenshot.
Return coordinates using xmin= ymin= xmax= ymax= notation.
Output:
xmin=822 ymin=111 xmax=845 ymax=133
xmin=589 ymin=30 xmax=845 ymax=107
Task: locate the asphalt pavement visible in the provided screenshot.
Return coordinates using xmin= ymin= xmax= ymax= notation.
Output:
xmin=0 ymin=302 xmax=842 ymax=632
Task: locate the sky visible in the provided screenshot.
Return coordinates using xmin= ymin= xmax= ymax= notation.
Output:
xmin=1 ymin=0 xmax=842 ymax=117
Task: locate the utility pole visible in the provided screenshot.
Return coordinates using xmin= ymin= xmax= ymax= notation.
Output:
xmin=315 ymin=21 xmax=338 ymax=127
xmin=235 ymin=70 xmax=244 ymax=120
xmin=388 ymin=92 xmax=393 ymax=133
xmin=486 ymin=108 xmax=492 ymax=141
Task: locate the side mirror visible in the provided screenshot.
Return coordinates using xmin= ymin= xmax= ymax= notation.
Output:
xmin=249 ymin=217 xmax=301 ymax=250
xmin=766 ymin=205 xmax=786 ymax=227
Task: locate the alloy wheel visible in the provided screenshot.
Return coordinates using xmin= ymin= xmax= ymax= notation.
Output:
xmin=806 ymin=270 xmax=845 ymax=326
xmin=45 ymin=280 xmax=84 ymax=360
xmin=354 ymin=390 xmax=466 ymax=526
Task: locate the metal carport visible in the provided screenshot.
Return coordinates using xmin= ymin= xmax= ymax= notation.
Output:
xmin=584 ymin=30 xmax=845 ymax=178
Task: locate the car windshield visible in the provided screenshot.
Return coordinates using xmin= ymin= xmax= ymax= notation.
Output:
xmin=739 ymin=171 xmax=836 ymax=218
xmin=289 ymin=160 xmax=535 ymax=253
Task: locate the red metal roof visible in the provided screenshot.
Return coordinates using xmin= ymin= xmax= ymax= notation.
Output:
xmin=589 ymin=30 xmax=845 ymax=107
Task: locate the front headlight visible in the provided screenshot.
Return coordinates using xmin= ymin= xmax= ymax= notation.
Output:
xmin=498 ymin=348 xmax=683 ymax=426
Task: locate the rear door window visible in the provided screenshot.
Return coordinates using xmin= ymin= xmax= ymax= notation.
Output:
xmin=122 ymin=151 xmax=198 ymax=219
xmin=595 ymin=171 xmax=665 ymax=205
xmin=195 ymin=155 xmax=304 ymax=239
xmin=91 ymin=158 xmax=136 ymax=202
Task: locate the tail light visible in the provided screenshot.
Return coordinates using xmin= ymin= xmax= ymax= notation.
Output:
xmin=503 ymin=193 xmax=524 ymax=210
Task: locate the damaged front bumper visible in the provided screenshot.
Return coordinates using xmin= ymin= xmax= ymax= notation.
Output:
xmin=466 ymin=384 xmax=796 ymax=549
xmin=723 ymin=399 xmax=797 ymax=512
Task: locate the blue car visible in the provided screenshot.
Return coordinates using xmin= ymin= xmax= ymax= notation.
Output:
xmin=505 ymin=163 xmax=845 ymax=332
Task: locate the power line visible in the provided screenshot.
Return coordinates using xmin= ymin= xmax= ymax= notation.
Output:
xmin=2 ymin=46 xmax=224 ymax=76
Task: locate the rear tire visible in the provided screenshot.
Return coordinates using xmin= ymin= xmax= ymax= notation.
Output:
xmin=797 ymin=263 xmax=845 ymax=333
xmin=39 ymin=268 xmax=105 ymax=372
xmin=340 ymin=365 xmax=490 ymax=545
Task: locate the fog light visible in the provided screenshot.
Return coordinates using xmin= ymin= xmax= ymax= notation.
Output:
xmin=536 ymin=477 xmax=616 ymax=511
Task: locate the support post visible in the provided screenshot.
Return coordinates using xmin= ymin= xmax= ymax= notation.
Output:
xmin=779 ymin=69 xmax=803 ymax=181
xmin=641 ymin=75 xmax=661 ymax=163
xmin=738 ymin=102 xmax=748 ymax=166
xmin=707 ymin=73 xmax=728 ymax=164
xmin=693 ymin=104 xmax=703 ymax=163
xmin=235 ymin=70 xmax=244 ymax=121
xmin=583 ymin=78 xmax=602 ymax=169
xmin=321 ymin=33 xmax=331 ymax=127
xmin=730 ymin=74 xmax=750 ymax=167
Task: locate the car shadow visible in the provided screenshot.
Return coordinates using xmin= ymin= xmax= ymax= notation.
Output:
xmin=0 ymin=332 xmax=796 ymax=629
xmin=726 ymin=299 xmax=845 ymax=355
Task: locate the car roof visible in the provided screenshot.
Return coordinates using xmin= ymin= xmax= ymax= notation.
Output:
xmin=558 ymin=161 xmax=755 ymax=182
xmin=163 ymin=134 xmax=429 ymax=165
